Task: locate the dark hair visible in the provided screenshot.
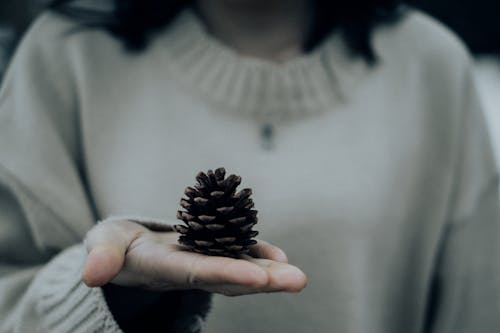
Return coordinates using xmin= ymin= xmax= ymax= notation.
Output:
xmin=49 ymin=0 xmax=404 ymax=63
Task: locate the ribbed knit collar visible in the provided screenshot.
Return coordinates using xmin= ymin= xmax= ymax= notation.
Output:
xmin=162 ymin=9 xmax=369 ymax=123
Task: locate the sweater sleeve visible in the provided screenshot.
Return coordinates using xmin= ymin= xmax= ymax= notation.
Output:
xmin=425 ymin=57 xmax=500 ymax=332
xmin=0 ymin=13 xmax=122 ymax=333
xmin=0 ymin=12 xmax=212 ymax=333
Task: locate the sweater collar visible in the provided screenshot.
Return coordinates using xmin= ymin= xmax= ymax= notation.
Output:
xmin=161 ymin=9 xmax=369 ymax=123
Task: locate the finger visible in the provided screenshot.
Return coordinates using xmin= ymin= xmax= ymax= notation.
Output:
xmin=241 ymin=256 xmax=307 ymax=293
xmin=202 ymin=258 xmax=308 ymax=296
xmin=155 ymin=249 xmax=269 ymax=291
xmin=247 ymin=239 xmax=288 ymax=263
xmin=82 ymin=220 xmax=146 ymax=287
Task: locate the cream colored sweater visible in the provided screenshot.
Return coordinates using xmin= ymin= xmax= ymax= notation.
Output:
xmin=0 ymin=7 xmax=499 ymax=333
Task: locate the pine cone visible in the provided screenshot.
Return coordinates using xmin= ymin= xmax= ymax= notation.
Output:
xmin=173 ymin=168 xmax=259 ymax=258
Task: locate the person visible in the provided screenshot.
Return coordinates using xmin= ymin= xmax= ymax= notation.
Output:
xmin=0 ymin=1 xmax=308 ymax=331
xmin=0 ymin=1 xmax=498 ymax=333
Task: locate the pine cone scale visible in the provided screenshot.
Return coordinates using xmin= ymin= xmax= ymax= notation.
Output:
xmin=205 ymin=224 xmax=225 ymax=231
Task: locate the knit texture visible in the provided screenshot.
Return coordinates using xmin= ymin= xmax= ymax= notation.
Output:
xmin=33 ymin=245 xmax=122 ymax=333
xmin=161 ymin=10 xmax=367 ymax=124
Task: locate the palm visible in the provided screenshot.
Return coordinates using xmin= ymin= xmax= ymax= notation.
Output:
xmin=113 ymin=229 xmax=307 ymax=296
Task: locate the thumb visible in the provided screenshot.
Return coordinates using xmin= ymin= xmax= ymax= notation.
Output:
xmin=82 ymin=220 xmax=144 ymax=287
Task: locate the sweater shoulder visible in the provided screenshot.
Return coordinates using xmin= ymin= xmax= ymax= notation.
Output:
xmin=1 ymin=11 xmax=81 ymax=87
xmin=17 ymin=11 xmax=80 ymax=54
xmin=374 ymin=9 xmax=472 ymax=74
xmin=12 ymin=9 xmax=121 ymax=67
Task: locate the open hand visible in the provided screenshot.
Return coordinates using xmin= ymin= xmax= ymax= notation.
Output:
xmin=82 ymin=219 xmax=307 ymax=296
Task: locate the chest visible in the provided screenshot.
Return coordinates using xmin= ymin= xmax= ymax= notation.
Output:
xmin=80 ymin=80 xmax=432 ymax=238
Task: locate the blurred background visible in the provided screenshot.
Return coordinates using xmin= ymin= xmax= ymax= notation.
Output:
xmin=1 ymin=0 xmax=499 ymax=165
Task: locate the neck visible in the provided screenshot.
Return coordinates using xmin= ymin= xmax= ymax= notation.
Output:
xmin=194 ymin=0 xmax=311 ymax=63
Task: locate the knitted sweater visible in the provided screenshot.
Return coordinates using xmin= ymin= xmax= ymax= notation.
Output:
xmin=0 ymin=7 xmax=499 ymax=333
